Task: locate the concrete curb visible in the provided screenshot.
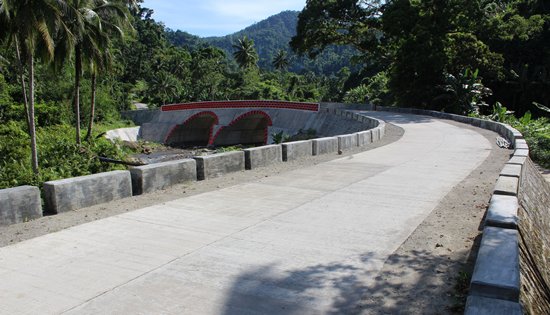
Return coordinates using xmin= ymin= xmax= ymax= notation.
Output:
xmin=282 ymin=140 xmax=313 ymax=162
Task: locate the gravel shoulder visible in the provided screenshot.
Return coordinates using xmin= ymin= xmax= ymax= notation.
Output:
xmin=0 ymin=119 xmax=512 ymax=313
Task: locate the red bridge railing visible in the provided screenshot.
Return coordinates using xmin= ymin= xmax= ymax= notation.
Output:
xmin=161 ymin=100 xmax=319 ymax=112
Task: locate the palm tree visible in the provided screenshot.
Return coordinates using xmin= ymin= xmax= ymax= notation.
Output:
xmin=232 ymin=36 xmax=258 ymax=69
xmin=1 ymin=0 xmax=70 ymax=175
xmin=63 ymin=0 xmax=129 ymax=144
xmin=272 ymin=49 xmax=289 ymax=71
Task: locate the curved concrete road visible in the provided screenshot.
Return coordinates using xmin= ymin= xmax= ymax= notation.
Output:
xmin=0 ymin=112 xmax=491 ymax=314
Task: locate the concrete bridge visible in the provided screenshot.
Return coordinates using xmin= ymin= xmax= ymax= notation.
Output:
xmin=123 ymin=101 xmax=367 ymax=147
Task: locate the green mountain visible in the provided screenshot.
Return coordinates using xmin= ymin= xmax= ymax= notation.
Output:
xmin=166 ymin=11 xmax=359 ymax=75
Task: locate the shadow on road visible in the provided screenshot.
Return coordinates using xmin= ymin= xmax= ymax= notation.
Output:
xmin=220 ymin=249 xmax=470 ymax=315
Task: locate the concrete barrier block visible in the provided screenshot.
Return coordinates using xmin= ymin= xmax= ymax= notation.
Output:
xmin=338 ymin=134 xmax=357 ymax=151
xmin=356 ymin=130 xmax=373 ymax=147
xmin=514 ymin=139 xmax=528 ymax=150
xmin=485 ymin=195 xmax=519 ymax=229
xmin=514 ymin=149 xmax=529 ymax=157
xmin=510 ymin=128 xmax=523 ymax=140
xmin=379 ymin=123 xmax=386 ymax=138
xmin=480 ymin=120 xmax=489 ymax=129
xmin=0 ymin=186 xmax=42 ymax=226
xmin=507 ymin=156 xmax=527 ymax=166
xmin=372 ymin=128 xmax=381 ymax=142
xmin=282 ymin=140 xmax=313 ymax=161
xmin=194 ymin=151 xmax=245 ymax=180
xmin=44 ymin=171 xmax=132 ymax=213
xmin=312 ymin=137 xmax=338 ymax=155
xmin=470 ymin=226 xmax=520 ymax=301
xmin=493 ymin=176 xmax=519 ymax=196
xmin=130 ymin=159 xmax=197 ymax=195
xmin=500 ymin=164 xmax=522 ymax=178
xmin=244 ymin=145 xmax=282 ymax=170
xmin=472 ymin=118 xmax=482 ymax=127
xmin=465 ymin=295 xmax=522 ymax=315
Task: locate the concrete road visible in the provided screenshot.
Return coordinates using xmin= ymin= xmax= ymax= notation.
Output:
xmin=0 ymin=112 xmax=491 ymax=314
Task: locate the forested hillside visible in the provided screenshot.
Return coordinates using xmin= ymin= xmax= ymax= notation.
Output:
xmin=167 ymin=11 xmax=359 ymax=75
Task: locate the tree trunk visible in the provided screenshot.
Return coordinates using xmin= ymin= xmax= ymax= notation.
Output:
xmin=14 ymin=36 xmax=30 ymax=132
xmin=28 ymin=53 xmax=39 ymax=175
xmin=74 ymin=46 xmax=82 ymax=145
xmin=85 ymin=71 xmax=96 ymax=142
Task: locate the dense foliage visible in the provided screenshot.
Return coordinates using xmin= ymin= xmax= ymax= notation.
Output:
xmin=292 ymin=0 xmax=550 ymax=117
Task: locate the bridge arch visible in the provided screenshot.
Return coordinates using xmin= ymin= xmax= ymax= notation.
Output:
xmin=211 ymin=110 xmax=273 ymax=146
xmin=164 ymin=111 xmax=218 ymax=147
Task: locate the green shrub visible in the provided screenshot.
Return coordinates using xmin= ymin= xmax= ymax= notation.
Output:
xmin=0 ymin=123 xmax=135 ymax=190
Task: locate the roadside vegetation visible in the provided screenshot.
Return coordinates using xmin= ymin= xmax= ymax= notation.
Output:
xmin=1 ymin=0 xmax=549 ymax=190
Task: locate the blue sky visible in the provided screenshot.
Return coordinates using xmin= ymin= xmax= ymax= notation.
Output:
xmin=141 ymin=0 xmax=306 ymax=37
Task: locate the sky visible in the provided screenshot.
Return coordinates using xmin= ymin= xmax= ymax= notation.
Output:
xmin=141 ymin=0 xmax=306 ymax=37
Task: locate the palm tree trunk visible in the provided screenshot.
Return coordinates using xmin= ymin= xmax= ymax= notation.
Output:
xmin=28 ymin=53 xmax=39 ymax=175
xmin=14 ymin=36 xmax=30 ymax=132
xmin=85 ymin=71 xmax=96 ymax=142
xmin=74 ymin=45 xmax=82 ymax=145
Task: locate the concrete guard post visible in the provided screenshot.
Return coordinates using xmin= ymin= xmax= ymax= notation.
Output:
xmin=312 ymin=137 xmax=338 ymax=156
xmin=0 ymin=186 xmax=42 ymax=226
xmin=282 ymin=140 xmax=313 ymax=162
xmin=194 ymin=151 xmax=245 ymax=180
xmin=244 ymin=145 xmax=282 ymax=170
xmin=130 ymin=159 xmax=197 ymax=195
xmin=43 ymin=171 xmax=132 ymax=214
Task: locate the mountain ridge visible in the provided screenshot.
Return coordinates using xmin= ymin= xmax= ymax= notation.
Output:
xmin=166 ymin=11 xmax=358 ymax=75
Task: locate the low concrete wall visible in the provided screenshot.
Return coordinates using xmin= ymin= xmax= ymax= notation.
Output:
xmin=312 ymin=137 xmax=338 ymax=156
xmin=130 ymin=159 xmax=197 ymax=195
xmin=244 ymin=145 xmax=282 ymax=170
xmin=282 ymin=140 xmax=313 ymax=162
xmin=43 ymin=171 xmax=132 ymax=213
xmin=0 ymin=186 xmax=42 ymax=226
xmin=337 ymin=134 xmax=357 ymax=152
xmin=194 ymin=151 xmax=245 ymax=180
